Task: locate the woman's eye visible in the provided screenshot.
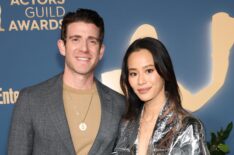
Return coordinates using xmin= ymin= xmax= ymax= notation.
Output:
xmin=129 ymin=72 xmax=137 ymax=77
xmin=146 ymin=69 xmax=154 ymax=74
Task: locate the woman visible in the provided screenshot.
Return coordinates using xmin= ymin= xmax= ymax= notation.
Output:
xmin=113 ymin=37 xmax=210 ymax=155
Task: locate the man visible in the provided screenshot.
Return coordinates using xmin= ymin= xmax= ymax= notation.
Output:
xmin=8 ymin=8 xmax=125 ymax=155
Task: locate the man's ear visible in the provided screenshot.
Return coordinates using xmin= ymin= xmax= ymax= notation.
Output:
xmin=99 ymin=44 xmax=105 ymax=60
xmin=57 ymin=40 xmax=66 ymax=56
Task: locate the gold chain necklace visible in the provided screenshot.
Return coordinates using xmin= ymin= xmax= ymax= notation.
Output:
xmin=65 ymin=83 xmax=95 ymax=132
xmin=78 ymin=91 xmax=94 ymax=131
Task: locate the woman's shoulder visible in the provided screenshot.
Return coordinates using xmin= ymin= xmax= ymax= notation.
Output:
xmin=178 ymin=112 xmax=206 ymax=138
xmin=170 ymin=113 xmax=210 ymax=155
xmin=182 ymin=113 xmax=204 ymax=128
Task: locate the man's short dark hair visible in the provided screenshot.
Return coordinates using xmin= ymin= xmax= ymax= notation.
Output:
xmin=61 ymin=8 xmax=104 ymax=44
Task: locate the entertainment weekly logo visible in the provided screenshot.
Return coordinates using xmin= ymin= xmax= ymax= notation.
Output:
xmin=0 ymin=0 xmax=66 ymax=32
xmin=0 ymin=87 xmax=19 ymax=104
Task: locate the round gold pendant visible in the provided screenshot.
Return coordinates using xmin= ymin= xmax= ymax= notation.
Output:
xmin=79 ymin=122 xmax=87 ymax=131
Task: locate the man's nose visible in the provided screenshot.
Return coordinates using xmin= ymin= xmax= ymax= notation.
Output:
xmin=80 ymin=40 xmax=88 ymax=52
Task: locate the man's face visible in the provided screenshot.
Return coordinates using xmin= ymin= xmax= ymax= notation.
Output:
xmin=58 ymin=21 xmax=104 ymax=77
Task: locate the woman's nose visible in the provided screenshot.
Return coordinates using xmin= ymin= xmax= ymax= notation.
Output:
xmin=138 ymin=74 xmax=146 ymax=85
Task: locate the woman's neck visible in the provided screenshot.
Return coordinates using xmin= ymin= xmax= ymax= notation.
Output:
xmin=142 ymin=94 xmax=166 ymax=121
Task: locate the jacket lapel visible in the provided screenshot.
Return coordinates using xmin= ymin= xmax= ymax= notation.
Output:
xmin=151 ymin=101 xmax=178 ymax=146
xmin=46 ymin=74 xmax=76 ymax=155
xmin=88 ymin=80 xmax=113 ymax=154
xmin=127 ymin=113 xmax=141 ymax=150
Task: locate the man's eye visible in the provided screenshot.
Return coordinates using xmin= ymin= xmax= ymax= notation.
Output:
xmin=88 ymin=39 xmax=98 ymax=45
xmin=72 ymin=38 xmax=79 ymax=42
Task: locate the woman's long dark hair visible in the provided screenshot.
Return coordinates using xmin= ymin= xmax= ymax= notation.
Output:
xmin=120 ymin=37 xmax=184 ymax=120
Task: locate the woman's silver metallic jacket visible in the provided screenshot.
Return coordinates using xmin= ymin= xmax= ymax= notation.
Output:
xmin=112 ymin=101 xmax=210 ymax=155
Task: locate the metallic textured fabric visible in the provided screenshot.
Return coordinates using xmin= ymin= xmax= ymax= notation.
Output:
xmin=112 ymin=101 xmax=210 ymax=155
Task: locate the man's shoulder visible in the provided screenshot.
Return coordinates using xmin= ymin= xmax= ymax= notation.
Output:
xmin=96 ymin=80 xmax=126 ymax=113
xmin=96 ymin=79 xmax=124 ymax=98
xmin=20 ymin=73 xmax=62 ymax=96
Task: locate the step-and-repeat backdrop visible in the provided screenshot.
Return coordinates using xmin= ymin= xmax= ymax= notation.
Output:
xmin=0 ymin=0 xmax=233 ymax=154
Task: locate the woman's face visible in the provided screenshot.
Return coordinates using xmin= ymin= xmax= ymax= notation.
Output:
xmin=127 ymin=49 xmax=165 ymax=103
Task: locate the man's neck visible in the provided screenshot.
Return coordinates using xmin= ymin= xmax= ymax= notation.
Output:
xmin=63 ymin=71 xmax=95 ymax=90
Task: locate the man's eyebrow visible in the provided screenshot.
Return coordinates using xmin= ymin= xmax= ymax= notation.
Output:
xmin=68 ymin=35 xmax=81 ymax=39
